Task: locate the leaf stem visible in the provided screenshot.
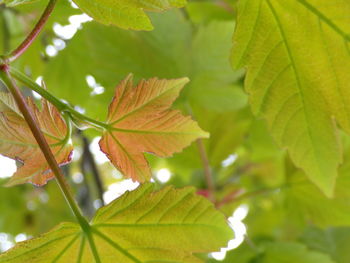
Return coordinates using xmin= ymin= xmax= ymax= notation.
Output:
xmin=0 ymin=65 xmax=90 ymax=232
xmin=10 ymin=67 xmax=109 ymax=130
xmin=6 ymin=0 xmax=58 ymax=62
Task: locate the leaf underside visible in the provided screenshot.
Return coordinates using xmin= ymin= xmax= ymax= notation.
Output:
xmin=99 ymin=75 xmax=209 ymax=182
xmin=0 ymin=184 xmax=232 ymax=263
xmin=0 ymin=93 xmax=72 ymax=186
xmin=232 ymin=0 xmax=350 ymax=196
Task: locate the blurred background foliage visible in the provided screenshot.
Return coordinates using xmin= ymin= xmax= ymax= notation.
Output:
xmin=0 ymin=0 xmax=350 ymax=262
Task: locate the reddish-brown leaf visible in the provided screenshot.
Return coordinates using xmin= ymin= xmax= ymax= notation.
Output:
xmin=0 ymin=93 xmax=73 ymax=186
xmin=99 ymin=75 xmax=209 ymax=182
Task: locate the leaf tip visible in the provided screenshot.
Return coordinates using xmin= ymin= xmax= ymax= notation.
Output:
xmin=201 ymin=130 xmax=210 ymax=139
xmin=179 ymin=77 xmax=190 ymax=85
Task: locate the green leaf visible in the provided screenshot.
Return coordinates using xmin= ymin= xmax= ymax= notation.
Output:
xmin=72 ymin=0 xmax=187 ymax=30
xmin=260 ymin=242 xmax=335 ymax=263
xmin=231 ymin=0 xmax=350 ymax=196
xmin=0 ymin=184 xmax=232 ymax=262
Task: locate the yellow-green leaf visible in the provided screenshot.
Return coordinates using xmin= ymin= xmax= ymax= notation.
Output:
xmin=0 ymin=184 xmax=232 ymax=262
xmin=72 ymin=0 xmax=187 ymax=30
xmin=0 ymin=93 xmax=73 ymax=186
xmin=232 ymin=0 xmax=350 ymax=196
xmin=99 ymin=75 xmax=209 ymax=182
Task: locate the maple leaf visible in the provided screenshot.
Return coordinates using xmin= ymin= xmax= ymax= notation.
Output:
xmin=0 ymin=184 xmax=232 ymax=262
xmin=99 ymin=75 xmax=209 ymax=182
xmin=231 ymin=0 xmax=350 ymax=196
xmin=0 ymin=93 xmax=73 ymax=186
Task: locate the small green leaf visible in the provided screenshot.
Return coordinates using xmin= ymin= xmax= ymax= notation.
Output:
xmin=72 ymin=0 xmax=187 ymax=30
xmin=0 ymin=184 xmax=232 ymax=262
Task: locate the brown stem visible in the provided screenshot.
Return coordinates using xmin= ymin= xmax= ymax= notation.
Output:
xmin=0 ymin=65 xmax=89 ymax=231
xmin=7 ymin=0 xmax=57 ymax=62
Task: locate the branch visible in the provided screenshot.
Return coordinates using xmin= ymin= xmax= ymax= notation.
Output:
xmin=6 ymin=0 xmax=58 ymax=62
